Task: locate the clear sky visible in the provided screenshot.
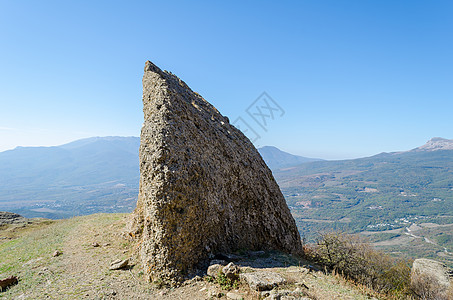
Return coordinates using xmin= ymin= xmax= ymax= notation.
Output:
xmin=1 ymin=1 xmax=452 ymax=159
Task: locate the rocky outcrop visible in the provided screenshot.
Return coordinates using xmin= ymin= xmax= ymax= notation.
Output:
xmin=0 ymin=211 xmax=26 ymax=225
xmin=240 ymin=271 xmax=287 ymax=291
xmin=129 ymin=61 xmax=302 ymax=283
xmin=413 ymin=137 xmax=453 ymax=151
xmin=411 ymin=258 xmax=452 ymax=298
xmin=411 ymin=258 xmax=452 ymax=289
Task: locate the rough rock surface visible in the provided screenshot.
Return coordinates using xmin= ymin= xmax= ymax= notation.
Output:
xmin=411 ymin=258 xmax=452 ymax=289
xmin=207 ymin=264 xmax=224 ymax=278
xmin=413 ymin=137 xmax=453 ymax=151
xmin=240 ymin=271 xmax=287 ymax=291
xmin=0 ymin=211 xmax=26 ymax=225
xmin=129 ymin=61 xmax=302 ymax=282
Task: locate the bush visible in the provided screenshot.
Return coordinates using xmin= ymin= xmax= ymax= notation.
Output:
xmin=411 ymin=270 xmax=453 ymax=300
xmin=304 ymin=231 xmax=412 ymax=297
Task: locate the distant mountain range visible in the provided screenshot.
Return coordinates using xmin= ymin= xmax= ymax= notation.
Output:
xmin=0 ymin=136 xmax=311 ymax=218
xmin=0 ymin=137 xmax=140 ymax=218
xmin=274 ymin=137 xmax=453 ymax=266
xmin=1 ymin=136 xmax=452 ymax=266
xmin=257 ymin=146 xmax=322 ymax=170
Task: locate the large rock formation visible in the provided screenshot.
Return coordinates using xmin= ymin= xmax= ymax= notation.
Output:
xmin=411 ymin=258 xmax=452 ymax=295
xmin=129 ymin=61 xmax=302 ymax=282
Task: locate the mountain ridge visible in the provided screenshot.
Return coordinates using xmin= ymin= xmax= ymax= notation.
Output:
xmin=257 ymin=146 xmax=322 ymax=170
xmin=0 ymin=136 xmax=312 ymax=219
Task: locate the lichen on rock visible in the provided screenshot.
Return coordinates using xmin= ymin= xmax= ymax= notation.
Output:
xmin=129 ymin=61 xmax=302 ymax=283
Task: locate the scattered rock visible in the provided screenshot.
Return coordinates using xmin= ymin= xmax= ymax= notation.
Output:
xmin=209 ymin=289 xmax=223 ymax=298
xmin=109 ymin=259 xmax=129 ymax=270
xmin=263 ymin=289 xmax=308 ymax=300
xmin=226 ymin=291 xmax=244 ymax=300
xmin=92 ymin=242 xmax=100 ymax=247
xmin=0 ymin=275 xmax=18 ymax=291
xmin=207 ymin=264 xmax=223 ymax=278
xmin=103 ymin=243 xmax=111 ymax=247
xmin=0 ymin=212 xmax=27 ymax=225
xmin=52 ymin=250 xmax=62 ymax=257
xmin=222 ymin=262 xmax=240 ymax=280
xmin=240 ymin=271 xmax=287 ymax=291
xmin=128 ymin=61 xmax=302 ymax=282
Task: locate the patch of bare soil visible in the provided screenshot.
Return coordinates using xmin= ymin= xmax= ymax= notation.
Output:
xmin=5 ymin=214 xmax=376 ymax=299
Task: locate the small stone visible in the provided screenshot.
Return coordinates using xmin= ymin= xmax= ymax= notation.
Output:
xmin=109 ymin=258 xmax=129 ymax=270
xmin=209 ymin=289 xmax=223 ymax=298
xmin=207 ymin=264 xmax=223 ymax=278
xmin=52 ymin=250 xmax=62 ymax=257
xmin=222 ymin=262 xmax=240 ymax=280
xmin=92 ymin=242 xmax=99 ymax=247
xmin=226 ymin=291 xmax=244 ymax=300
xmin=240 ymin=271 xmax=287 ymax=291
xmin=103 ymin=243 xmax=111 ymax=247
xmin=199 ymin=287 xmax=207 ymax=292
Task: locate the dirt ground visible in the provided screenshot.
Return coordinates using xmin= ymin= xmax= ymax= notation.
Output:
xmin=1 ymin=214 xmax=378 ymax=299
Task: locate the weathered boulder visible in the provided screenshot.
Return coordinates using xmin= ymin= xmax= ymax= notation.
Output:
xmin=411 ymin=258 xmax=452 ymax=293
xmin=207 ymin=264 xmax=224 ymax=278
xmin=240 ymin=271 xmax=287 ymax=291
xmin=222 ymin=262 xmax=240 ymax=280
xmin=129 ymin=61 xmax=302 ymax=283
xmin=109 ymin=259 xmax=129 ymax=270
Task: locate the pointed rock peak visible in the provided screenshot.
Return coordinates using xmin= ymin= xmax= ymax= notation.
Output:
xmin=144 ymin=60 xmax=163 ymax=74
xmin=129 ymin=61 xmax=302 ymax=283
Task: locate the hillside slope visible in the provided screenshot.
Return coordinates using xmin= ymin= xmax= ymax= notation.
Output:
xmin=0 ymin=138 xmax=315 ymax=219
xmin=0 ymin=213 xmax=381 ymax=299
xmin=275 ymin=138 xmax=453 ymax=267
xmin=0 ymin=137 xmax=140 ymax=219
xmin=257 ymin=146 xmax=321 ymax=170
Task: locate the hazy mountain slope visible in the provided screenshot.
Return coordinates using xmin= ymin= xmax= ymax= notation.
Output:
xmin=258 ymin=146 xmax=321 ymax=170
xmin=274 ymin=138 xmax=453 ymax=266
xmin=0 ymin=137 xmax=140 ymax=218
xmin=0 ymin=139 xmax=316 ymax=219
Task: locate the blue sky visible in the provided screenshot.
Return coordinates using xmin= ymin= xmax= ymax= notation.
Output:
xmin=1 ymin=1 xmax=452 ymax=159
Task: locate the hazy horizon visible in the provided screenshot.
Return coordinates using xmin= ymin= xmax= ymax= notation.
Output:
xmin=0 ymin=135 xmax=447 ymax=161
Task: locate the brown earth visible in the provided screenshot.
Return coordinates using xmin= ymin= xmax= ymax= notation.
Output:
xmin=0 ymin=214 xmax=379 ymax=299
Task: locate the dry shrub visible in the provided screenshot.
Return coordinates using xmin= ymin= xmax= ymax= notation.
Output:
xmin=411 ymin=270 xmax=451 ymax=300
xmin=305 ymin=231 xmax=412 ymax=297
